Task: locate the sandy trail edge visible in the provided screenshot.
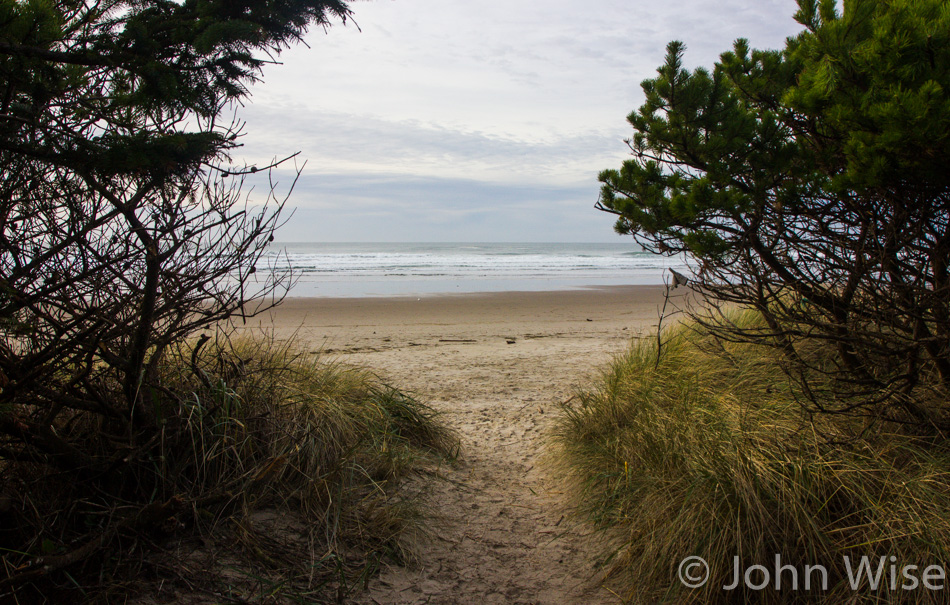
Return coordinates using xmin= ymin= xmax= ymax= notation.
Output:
xmin=241 ymin=286 xmax=666 ymax=604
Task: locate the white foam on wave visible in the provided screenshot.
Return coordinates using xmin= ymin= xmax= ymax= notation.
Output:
xmin=255 ymin=242 xmax=688 ymax=297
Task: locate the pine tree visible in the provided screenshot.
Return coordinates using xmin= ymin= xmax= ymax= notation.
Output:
xmin=0 ymin=1 xmax=348 ymax=453
xmin=597 ymin=0 xmax=950 ymax=428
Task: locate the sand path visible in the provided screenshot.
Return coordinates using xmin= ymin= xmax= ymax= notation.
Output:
xmin=260 ymin=287 xmax=664 ymax=604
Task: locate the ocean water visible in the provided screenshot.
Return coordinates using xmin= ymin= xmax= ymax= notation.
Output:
xmin=257 ymin=242 xmax=687 ymax=298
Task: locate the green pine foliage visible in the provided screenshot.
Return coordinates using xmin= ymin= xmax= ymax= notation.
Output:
xmin=0 ymin=0 xmax=349 ymax=174
xmin=786 ymin=0 xmax=950 ymax=190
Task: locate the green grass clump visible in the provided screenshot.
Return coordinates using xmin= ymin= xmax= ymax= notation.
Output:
xmin=1 ymin=334 xmax=457 ymax=602
xmin=551 ymin=310 xmax=950 ymax=604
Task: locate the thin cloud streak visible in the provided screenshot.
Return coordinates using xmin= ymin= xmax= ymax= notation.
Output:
xmin=236 ymin=105 xmax=624 ymax=184
xmin=257 ymin=170 xmax=614 ymax=242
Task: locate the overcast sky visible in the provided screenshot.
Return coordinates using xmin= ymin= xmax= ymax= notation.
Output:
xmin=235 ymin=0 xmax=805 ymax=242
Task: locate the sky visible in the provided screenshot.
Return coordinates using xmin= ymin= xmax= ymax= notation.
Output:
xmin=235 ymin=0 xmax=806 ymax=243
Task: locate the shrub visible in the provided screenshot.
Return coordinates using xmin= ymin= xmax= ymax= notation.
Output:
xmin=0 ymin=334 xmax=457 ymax=601
xmin=551 ymin=311 xmax=950 ymax=603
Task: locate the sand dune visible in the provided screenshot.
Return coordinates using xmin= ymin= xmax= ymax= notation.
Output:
xmin=237 ymin=286 xmax=667 ymax=604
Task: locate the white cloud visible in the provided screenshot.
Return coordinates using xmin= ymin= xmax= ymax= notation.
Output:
xmin=234 ymin=0 xmax=805 ymax=241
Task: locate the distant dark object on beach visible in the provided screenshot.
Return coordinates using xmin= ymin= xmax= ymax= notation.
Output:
xmin=670 ymin=269 xmax=689 ymax=289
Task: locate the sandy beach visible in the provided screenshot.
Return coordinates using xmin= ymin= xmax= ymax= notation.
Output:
xmin=235 ymin=285 xmax=667 ymax=604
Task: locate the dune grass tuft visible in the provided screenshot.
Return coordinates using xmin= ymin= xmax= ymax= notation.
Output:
xmin=551 ymin=309 xmax=950 ymax=604
xmin=0 ymin=333 xmax=457 ymax=602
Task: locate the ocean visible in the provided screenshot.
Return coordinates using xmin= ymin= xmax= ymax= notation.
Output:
xmin=258 ymin=242 xmax=687 ymax=298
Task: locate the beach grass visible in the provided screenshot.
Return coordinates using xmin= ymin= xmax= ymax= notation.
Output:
xmin=1 ymin=333 xmax=457 ymax=601
xmin=550 ymin=309 xmax=950 ymax=603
